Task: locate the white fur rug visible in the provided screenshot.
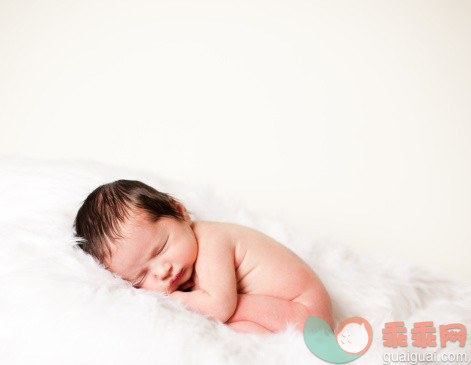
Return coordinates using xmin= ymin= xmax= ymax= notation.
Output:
xmin=0 ymin=158 xmax=470 ymax=365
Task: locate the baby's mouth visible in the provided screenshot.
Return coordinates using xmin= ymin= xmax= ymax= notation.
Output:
xmin=168 ymin=269 xmax=184 ymax=291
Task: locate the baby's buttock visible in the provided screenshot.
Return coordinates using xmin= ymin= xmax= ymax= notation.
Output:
xmin=237 ymin=265 xmax=322 ymax=308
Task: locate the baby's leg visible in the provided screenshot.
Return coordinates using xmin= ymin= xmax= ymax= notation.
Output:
xmin=227 ymin=320 xmax=272 ymax=334
xmin=228 ymin=293 xmax=325 ymax=333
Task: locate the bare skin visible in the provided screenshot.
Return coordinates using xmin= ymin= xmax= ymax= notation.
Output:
xmin=105 ymin=204 xmax=333 ymax=334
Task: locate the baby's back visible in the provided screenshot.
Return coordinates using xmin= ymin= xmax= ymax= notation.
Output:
xmin=193 ymin=221 xmax=326 ymax=308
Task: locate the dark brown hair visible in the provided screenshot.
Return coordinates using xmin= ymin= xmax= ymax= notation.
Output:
xmin=74 ymin=180 xmax=184 ymax=262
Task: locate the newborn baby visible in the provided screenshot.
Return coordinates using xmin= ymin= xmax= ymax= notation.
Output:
xmin=74 ymin=180 xmax=333 ymax=334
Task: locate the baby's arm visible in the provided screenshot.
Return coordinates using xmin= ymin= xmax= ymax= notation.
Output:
xmin=169 ymin=231 xmax=238 ymax=323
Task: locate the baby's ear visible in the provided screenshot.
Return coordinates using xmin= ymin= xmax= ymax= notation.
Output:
xmin=173 ymin=199 xmax=191 ymax=222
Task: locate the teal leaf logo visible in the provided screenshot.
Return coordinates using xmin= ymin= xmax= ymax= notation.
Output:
xmin=304 ymin=316 xmax=372 ymax=363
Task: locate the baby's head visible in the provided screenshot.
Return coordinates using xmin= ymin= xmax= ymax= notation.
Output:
xmin=74 ymin=180 xmax=197 ymax=293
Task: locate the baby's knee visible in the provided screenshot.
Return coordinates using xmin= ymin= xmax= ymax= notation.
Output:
xmin=293 ymin=299 xmax=334 ymax=331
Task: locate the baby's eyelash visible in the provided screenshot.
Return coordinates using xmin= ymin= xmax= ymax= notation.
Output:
xmin=133 ymin=272 xmax=147 ymax=287
xmin=154 ymin=239 xmax=168 ymax=257
xmin=132 ymin=238 xmax=168 ymax=288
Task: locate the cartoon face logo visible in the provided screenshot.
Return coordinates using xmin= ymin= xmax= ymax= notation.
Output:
xmin=335 ymin=320 xmax=371 ymax=355
xmin=304 ymin=316 xmax=373 ymax=363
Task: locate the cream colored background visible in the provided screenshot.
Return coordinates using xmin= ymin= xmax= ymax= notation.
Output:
xmin=1 ymin=0 xmax=470 ymax=280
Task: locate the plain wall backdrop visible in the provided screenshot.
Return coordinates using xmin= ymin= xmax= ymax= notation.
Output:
xmin=1 ymin=0 xmax=470 ymax=281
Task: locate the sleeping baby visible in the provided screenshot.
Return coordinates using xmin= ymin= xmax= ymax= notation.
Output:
xmin=74 ymin=180 xmax=333 ymax=334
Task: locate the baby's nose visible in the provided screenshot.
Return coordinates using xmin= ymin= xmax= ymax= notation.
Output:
xmin=156 ymin=262 xmax=172 ymax=280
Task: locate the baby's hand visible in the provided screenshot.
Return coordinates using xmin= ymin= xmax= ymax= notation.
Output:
xmin=177 ymin=276 xmax=195 ymax=292
xmin=168 ymin=288 xmax=235 ymax=323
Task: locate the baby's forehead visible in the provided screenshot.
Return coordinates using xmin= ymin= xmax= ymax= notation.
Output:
xmin=103 ymin=212 xmax=155 ymax=269
xmin=105 ymin=208 xmax=151 ymax=249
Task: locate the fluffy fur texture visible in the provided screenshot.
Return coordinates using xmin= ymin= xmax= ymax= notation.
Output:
xmin=0 ymin=158 xmax=469 ymax=365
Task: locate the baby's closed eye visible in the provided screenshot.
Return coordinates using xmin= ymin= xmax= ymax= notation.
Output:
xmin=132 ymin=272 xmax=147 ymax=288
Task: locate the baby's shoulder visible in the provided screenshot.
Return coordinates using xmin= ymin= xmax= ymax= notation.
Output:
xmin=191 ymin=221 xmax=248 ymax=246
xmin=192 ymin=220 xmax=241 ymax=235
xmin=191 ymin=222 xmax=237 ymax=269
xmin=192 ymin=221 xmax=274 ymax=250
